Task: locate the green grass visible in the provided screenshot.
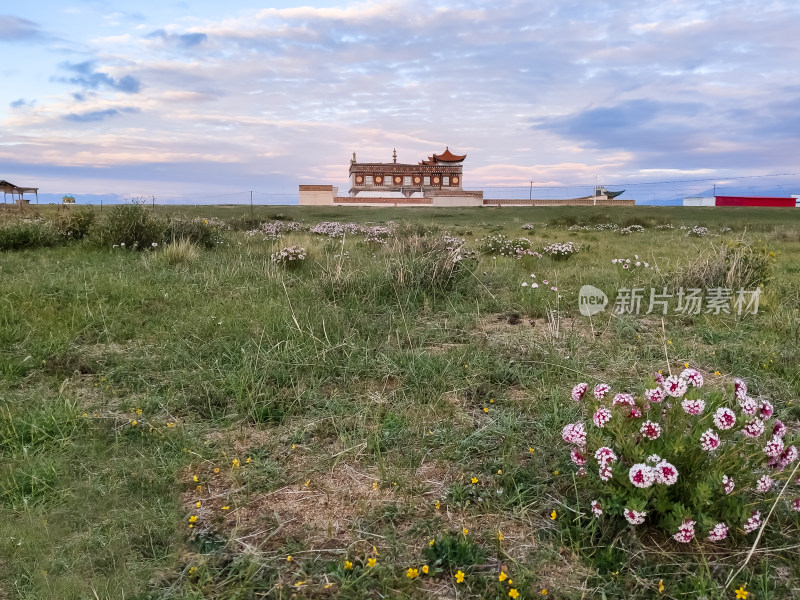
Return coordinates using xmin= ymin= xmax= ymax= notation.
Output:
xmin=1 ymin=206 xmax=799 ymax=599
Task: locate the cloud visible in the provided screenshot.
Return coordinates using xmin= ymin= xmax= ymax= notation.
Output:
xmin=58 ymin=61 xmax=141 ymax=93
xmin=10 ymin=98 xmax=34 ymax=108
xmin=146 ymin=29 xmax=207 ymax=48
xmin=63 ymin=107 xmax=140 ymax=122
xmin=0 ymin=15 xmax=42 ymax=41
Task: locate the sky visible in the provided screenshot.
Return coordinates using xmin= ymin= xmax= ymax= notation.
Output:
xmin=2 ymin=0 xmax=800 ymax=204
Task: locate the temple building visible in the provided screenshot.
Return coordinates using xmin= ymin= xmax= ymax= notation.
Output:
xmin=300 ymin=148 xmax=484 ymax=206
xmin=299 ymin=148 xmax=635 ymax=207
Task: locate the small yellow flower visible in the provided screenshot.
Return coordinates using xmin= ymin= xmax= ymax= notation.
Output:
xmin=659 ymin=579 xmax=665 ymax=593
xmin=428 ymin=429 xmax=433 ymax=435
xmin=167 ymin=422 xmax=175 ymax=428
xmin=291 ymin=444 xmax=296 ymax=449
xmin=214 ymin=467 xmax=220 ymax=474
xmin=471 ymin=477 xmax=478 ymax=484
xmin=462 ymin=527 xmax=469 ymax=535
xmin=188 ymin=566 xmax=196 ymax=574
xmin=195 ymin=501 xmax=201 ymax=508
xmin=421 ymin=565 xmax=429 ymax=574
xmin=735 ymin=586 xmax=748 ymax=599
xmin=188 ymin=524 xmax=193 ymax=528
xmin=372 ymin=546 xmax=379 ymax=556
xmin=323 ymin=583 xmax=333 ymax=589
xmin=232 ymin=458 xmax=240 ymax=469
xmin=509 ymin=590 xmax=520 ymax=599
xmin=684 ymin=363 xmax=689 ymax=368
xmin=193 ymin=475 xmax=198 ymax=482
xmin=246 ymin=457 xmax=252 ymax=463
xmin=529 ymin=447 xmax=534 ymax=453
xmin=344 ymin=560 xmax=353 ymax=570
xmin=455 ymin=570 xmax=465 ymax=583
xmin=287 ymin=555 xmax=292 ymax=562
xmin=188 ymin=515 xmax=198 ymax=523
xmin=222 ymin=506 xmax=230 ymax=510
xmin=367 ymin=558 xmax=377 ymax=567
xmin=483 ymin=407 xmax=489 ymax=413
xmin=131 ymin=420 xmax=137 ymax=427
xmin=550 ymin=510 xmax=557 ymax=520
xmin=406 ymin=567 xmax=419 ymax=579
xmin=373 ymin=482 xmax=378 ymax=489
xmin=429 ymin=539 xmax=435 ymax=546
xmin=305 ymin=480 xmax=310 ymax=487
xmin=137 ymin=408 xmax=142 ymax=415
xmin=82 ymin=412 xmax=88 ymax=417
xmin=294 ymin=581 xmax=305 ymax=587
xmin=498 ymin=531 xmax=504 ymax=541
xmin=497 ymin=469 xmax=503 ymax=474
xmin=499 ymin=572 xmax=508 ymax=582
xmin=435 ymin=501 xmax=440 ymax=510
xmin=490 ymin=398 xmax=495 ymax=403
xmin=553 ymin=470 xmax=559 ymax=475
xmin=541 ymin=589 xmax=548 ymax=596
xmin=667 ymin=340 xmax=672 ymax=345
xmin=715 ymin=371 xmax=721 ymax=376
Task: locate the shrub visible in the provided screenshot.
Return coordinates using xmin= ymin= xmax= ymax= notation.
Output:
xmin=0 ymin=219 xmax=63 ymax=251
xmin=92 ymin=203 xmax=166 ymax=250
xmin=562 ymin=372 xmax=798 ymax=543
xmin=165 ymin=216 xmax=222 ymax=249
xmin=228 ymin=215 xmax=264 ymax=231
xmin=55 ymin=208 xmax=96 ymax=240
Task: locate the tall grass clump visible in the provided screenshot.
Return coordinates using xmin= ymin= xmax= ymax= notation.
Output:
xmin=92 ymin=203 xmax=166 ymax=249
xmin=673 ymin=240 xmax=774 ymax=290
xmin=0 ymin=219 xmax=63 ymax=251
xmin=322 ymin=235 xmax=475 ymax=306
xmin=156 ymin=238 xmax=201 ymax=266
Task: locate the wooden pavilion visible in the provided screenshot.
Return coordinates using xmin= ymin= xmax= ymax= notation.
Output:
xmin=0 ymin=180 xmax=39 ymax=204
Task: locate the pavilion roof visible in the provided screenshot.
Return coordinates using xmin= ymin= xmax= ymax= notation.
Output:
xmin=419 ymin=147 xmax=466 ymax=165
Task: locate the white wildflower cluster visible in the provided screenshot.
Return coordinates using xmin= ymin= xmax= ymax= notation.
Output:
xmin=567 ymin=223 xmax=619 ymax=232
xmin=246 ymin=220 xmax=303 ymax=240
xmin=619 ymin=225 xmax=645 ymax=235
xmin=520 ymin=223 xmax=535 ymax=230
xmin=478 ymin=234 xmax=540 ymax=258
xmin=655 ymin=224 xmax=675 ymax=230
xmin=542 ymin=241 xmax=579 ymax=259
xmin=270 ymin=245 xmax=307 ymax=267
xmin=683 ymin=225 xmax=710 ymax=237
xmin=611 ymin=255 xmax=650 ymax=269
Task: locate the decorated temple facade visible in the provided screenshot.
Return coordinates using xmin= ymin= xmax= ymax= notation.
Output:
xmin=300 ymin=148 xmax=484 ymax=206
xmin=349 ymin=147 xmax=467 ymax=196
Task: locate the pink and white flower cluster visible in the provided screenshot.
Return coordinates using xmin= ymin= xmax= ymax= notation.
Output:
xmin=672 ymin=519 xmax=696 ymax=543
xmin=561 ymin=372 xmax=797 ymax=542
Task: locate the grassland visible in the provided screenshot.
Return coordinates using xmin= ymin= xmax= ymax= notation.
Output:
xmin=1 ymin=205 xmax=799 ymax=599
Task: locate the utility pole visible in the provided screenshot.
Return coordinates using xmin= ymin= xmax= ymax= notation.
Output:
xmin=152 ymin=195 xmax=155 ymax=210
xmin=529 ymin=180 xmax=533 ymax=200
xmin=250 ymin=190 xmax=253 ymax=217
